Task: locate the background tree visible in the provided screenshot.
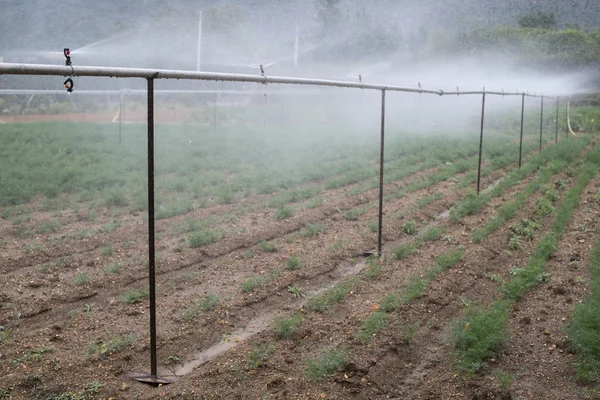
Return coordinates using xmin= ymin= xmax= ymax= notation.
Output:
xmin=519 ymin=11 xmax=557 ymax=29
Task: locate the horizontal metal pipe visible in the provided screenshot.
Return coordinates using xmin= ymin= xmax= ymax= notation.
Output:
xmin=0 ymin=89 xmax=346 ymax=96
xmin=0 ymin=63 xmax=442 ymax=95
xmin=444 ymin=90 xmax=554 ymax=99
xmin=0 ymin=63 xmax=569 ymax=98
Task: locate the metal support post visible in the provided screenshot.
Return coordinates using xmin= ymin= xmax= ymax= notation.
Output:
xmin=519 ymin=93 xmax=525 ymax=168
xmin=129 ymin=78 xmax=171 ymax=386
xmin=555 ymin=97 xmax=559 ymax=144
xmin=147 ymin=78 xmax=157 ymax=378
xmin=377 ymin=89 xmax=386 ymax=256
xmin=477 ymin=93 xmax=486 ymax=194
xmin=539 ymin=96 xmax=544 ymax=152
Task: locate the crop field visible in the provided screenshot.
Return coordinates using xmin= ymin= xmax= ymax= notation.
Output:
xmin=0 ymin=115 xmax=600 ymax=400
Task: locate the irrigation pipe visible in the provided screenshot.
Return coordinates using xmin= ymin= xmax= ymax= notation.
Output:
xmin=0 ymin=63 xmax=555 ymax=98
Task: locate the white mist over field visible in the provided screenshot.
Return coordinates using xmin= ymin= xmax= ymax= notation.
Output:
xmin=0 ymin=0 xmax=597 ymax=135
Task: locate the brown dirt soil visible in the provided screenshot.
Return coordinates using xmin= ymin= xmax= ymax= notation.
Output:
xmin=0 ymin=135 xmax=598 ymax=400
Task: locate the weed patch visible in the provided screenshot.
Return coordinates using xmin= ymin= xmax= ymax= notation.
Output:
xmin=308 ymin=279 xmax=358 ymax=312
xmin=247 ymin=342 xmax=275 ymax=370
xmin=258 ymin=241 xmax=277 ymax=253
xmin=285 ymin=256 xmax=302 ymax=270
xmin=275 ymin=206 xmax=294 ymax=220
xmin=88 ymin=334 xmax=135 ymax=359
xmin=357 ymin=310 xmax=389 ymax=343
xmin=423 ymin=226 xmax=445 ymax=241
xmin=274 ymin=313 xmax=303 ymax=339
xmin=392 ymin=243 xmax=419 ymax=260
xmin=73 ymin=273 xmax=91 ymax=286
xmin=119 ymin=289 xmax=148 ymax=304
xmin=304 ymin=348 xmax=346 ymax=381
xmin=103 ymin=262 xmax=122 ymax=274
xmin=181 ymin=294 xmax=220 ymax=321
xmin=240 ymin=276 xmax=267 ymax=293
xmin=300 ymin=223 xmax=326 ymax=237
xmin=188 ymin=230 xmax=222 ymax=248
xmin=402 ymin=219 xmax=418 ymax=235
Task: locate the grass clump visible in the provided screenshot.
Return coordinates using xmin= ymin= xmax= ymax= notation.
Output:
xmin=103 ymin=262 xmax=122 ymax=274
xmin=364 ymin=256 xmax=382 ymax=280
xmin=417 ymin=192 xmax=442 ymax=208
xmin=181 ymin=294 xmax=220 ymax=321
xmin=300 ymin=223 xmax=326 ymax=237
xmin=119 ymin=289 xmax=149 ymax=304
xmin=304 ymin=348 xmax=346 ymax=381
xmin=450 ymin=189 xmax=491 ymax=223
xmin=306 ymin=197 xmax=323 ymax=209
xmin=100 ymin=221 xmax=120 ymax=233
xmin=402 ymin=219 xmax=418 ymax=235
xmin=173 ymin=218 xmax=210 ymax=234
xmin=36 ymin=220 xmax=61 ymax=234
xmin=344 ymin=208 xmax=365 ymax=221
xmin=308 ymin=278 xmax=358 ymax=312
xmin=240 ymin=276 xmax=267 ymax=293
xmin=104 ymin=189 xmax=127 ymax=206
xmin=274 ymin=313 xmax=303 ymax=339
xmin=188 ymin=230 xmax=222 ymax=248
xmin=401 ymin=275 xmax=426 ymax=303
xmin=423 ymin=226 xmax=445 ymax=241
xmin=73 ymin=273 xmax=91 ymax=286
xmin=379 ymin=292 xmax=400 ymax=312
xmin=357 ymin=310 xmax=389 ymax=343
xmin=247 ymin=342 xmax=275 ymax=370
xmin=275 ymin=206 xmax=294 ymax=220
xmin=88 ymin=334 xmax=135 ymax=360
xmin=101 ymin=244 xmax=114 ymax=256
xmin=435 ymin=248 xmax=464 ymax=270
xmin=258 ymin=241 xmax=277 ymax=253
xmin=392 ymin=242 xmax=419 ymax=260
xmin=492 ymin=369 xmax=515 ymax=390
xmin=452 ymin=301 xmax=510 ymax=377
xmin=285 ymin=256 xmax=302 ymax=270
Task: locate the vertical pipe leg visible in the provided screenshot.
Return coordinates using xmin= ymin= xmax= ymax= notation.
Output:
xmin=130 ymin=82 xmax=171 ymax=387
xmin=539 ymin=96 xmax=544 ymax=152
xmin=477 ymin=93 xmax=486 ymax=194
xmin=377 ymin=89 xmax=386 ymax=256
xmin=147 ymin=78 xmax=157 ymax=378
xmin=519 ymin=93 xmax=525 ymax=168
xmin=555 ymin=97 xmax=559 ymax=144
